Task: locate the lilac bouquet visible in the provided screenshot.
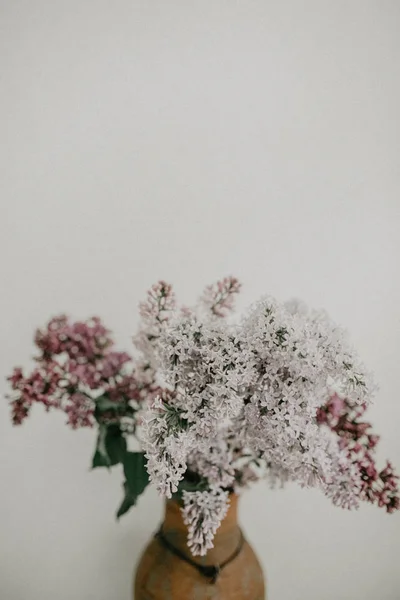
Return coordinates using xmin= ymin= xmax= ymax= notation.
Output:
xmin=6 ymin=278 xmax=399 ymax=556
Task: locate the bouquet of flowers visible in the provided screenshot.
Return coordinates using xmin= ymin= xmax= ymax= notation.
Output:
xmin=6 ymin=278 xmax=399 ymax=556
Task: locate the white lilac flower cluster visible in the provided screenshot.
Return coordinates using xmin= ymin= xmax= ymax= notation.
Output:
xmin=135 ymin=278 xmax=389 ymax=556
xmin=181 ymin=488 xmax=230 ymax=556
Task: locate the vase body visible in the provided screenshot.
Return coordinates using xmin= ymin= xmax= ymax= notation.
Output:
xmin=134 ymin=494 xmax=265 ymax=600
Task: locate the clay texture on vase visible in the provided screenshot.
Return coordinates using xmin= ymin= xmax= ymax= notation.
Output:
xmin=134 ymin=494 xmax=265 ymax=599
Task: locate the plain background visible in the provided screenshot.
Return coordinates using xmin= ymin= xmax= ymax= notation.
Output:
xmin=1 ymin=2 xmax=399 ymax=599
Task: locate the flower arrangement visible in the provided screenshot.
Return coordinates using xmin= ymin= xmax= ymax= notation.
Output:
xmin=6 ymin=278 xmax=399 ymax=557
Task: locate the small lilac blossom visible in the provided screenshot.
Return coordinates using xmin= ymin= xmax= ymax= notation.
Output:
xmin=200 ymin=276 xmax=241 ymax=318
xmin=182 ymin=488 xmax=230 ymax=556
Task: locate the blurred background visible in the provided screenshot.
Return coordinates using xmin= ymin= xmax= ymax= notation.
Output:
xmin=1 ymin=2 xmax=399 ymax=599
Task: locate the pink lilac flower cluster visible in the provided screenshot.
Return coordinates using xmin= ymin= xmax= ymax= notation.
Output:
xmin=137 ymin=278 xmax=399 ymax=555
xmin=7 ymin=315 xmax=141 ymax=429
xmin=201 ymin=277 xmax=241 ymax=318
xmin=139 ymin=281 xmax=176 ymax=324
xmin=317 ymin=394 xmax=399 ymax=513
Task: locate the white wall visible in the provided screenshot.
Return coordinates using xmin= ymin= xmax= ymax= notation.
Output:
xmin=1 ymin=2 xmax=399 ymax=599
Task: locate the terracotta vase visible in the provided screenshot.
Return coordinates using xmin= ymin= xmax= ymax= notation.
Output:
xmin=134 ymin=494 xmax=266 ymax=599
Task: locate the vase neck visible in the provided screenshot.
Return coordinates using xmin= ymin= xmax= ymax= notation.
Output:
xmin=161 ymin=494 xmax=241 ymax=566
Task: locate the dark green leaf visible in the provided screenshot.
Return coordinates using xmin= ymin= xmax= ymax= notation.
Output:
xmin=91 ymin=424 xmax=127 ymax=469
xmin=94 ymin=397 xmax=122 ymax=424
xmin=115 ymin=452 xmax=149 ymax=518
xmin=95 ymin=396 xmax=122 ymax=412
xmin=106 ymin=425 xmax=127 ymax=465
xmin=92 ymin=424 xmax=108 ymax=467
xmin=123 ymin=451 xmax=149 ymax=492
xmin=174 ymin=476 xmax=207 ymax=499
xmin=92 ymin=448 xmax=109 ymax=468
xmin=116 ymin=481 xmax=136 ymax=518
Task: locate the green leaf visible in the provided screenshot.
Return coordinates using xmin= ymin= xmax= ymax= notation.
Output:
xmin=95 ymin=396 xmax=122 ymax=412
xmin=123 ymin=451 xmax=149 ymax=493
xmin=92 ymin=448 xmax=109 ymax=468
xmin=94 ymin=396 xmax=136 ymax=424
xmin=116 ymin=452 xmax=149 ymax=519
xmin=91 ymin=424 xmax=127 ymax=469
xmin=173 ymin=474 xmax=208 ymax=499
xmin=94 ymin=397 xmax=124 ymax=425
xmin=116 ymin=482 xmax=136 ymax=518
